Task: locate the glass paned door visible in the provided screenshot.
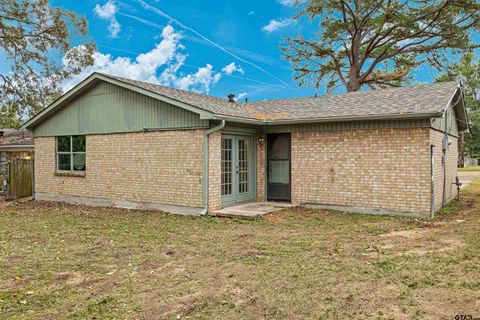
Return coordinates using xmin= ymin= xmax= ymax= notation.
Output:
xmin=221 ymin=138 xmax=233 ymax=196
xmin=267 ymin=133 xmax=291 ymax=201
xmin=221 ymin=135 xmax=253 ymax=205
xmin=238 ymin=138 xmax=249 ymax=194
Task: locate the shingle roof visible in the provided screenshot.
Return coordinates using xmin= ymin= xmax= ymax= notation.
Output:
xmin=0 ymin=129 xmax=34 ymax=146
xmin=249 ymin=81 xmax=459 ymax=121
xmin=101 ymin=73 xmax=254 ymax=119
xmin=101 ymin=73 xmax=458 ymax=122
xmin=22 ymin=72 xmax=464 ymax=131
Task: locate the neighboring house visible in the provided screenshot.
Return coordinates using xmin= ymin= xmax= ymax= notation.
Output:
xmin=21 ymin=73 xmax=468 ymax=218
xmin=0 ymin=129 xmax=34 ymax=193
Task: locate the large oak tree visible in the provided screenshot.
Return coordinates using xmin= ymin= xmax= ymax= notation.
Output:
xmin=282 ymin=0 xmax=480 ymax=92
xmin=0 ymin=0 xmax=95 ymax=125
xmin=437 ymin=52 xmax=480 ymax=164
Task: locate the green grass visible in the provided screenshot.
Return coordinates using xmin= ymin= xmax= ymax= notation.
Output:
xmin=0 ymin=199 xmax=479 ymax=319
xmin=462 ymin=177 xmax=480 ymax=195
xmin=458 ymin=166 xmax=480 ymax=171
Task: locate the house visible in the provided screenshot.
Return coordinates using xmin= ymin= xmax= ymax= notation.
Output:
xmin=0 ymin=129 xmax=34 ymax=194
xmin=21 ymin=73 xmax=468 ymax=218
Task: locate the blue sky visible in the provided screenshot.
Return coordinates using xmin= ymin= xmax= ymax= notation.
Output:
xmin=52 ymin=0 xmax=463 ymax=101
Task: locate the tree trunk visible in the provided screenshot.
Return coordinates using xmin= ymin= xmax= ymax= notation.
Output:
xmin=348 ymin=76 xmax=361 ymax=92
xmin=348 ymin=0 xmax=363 ymax=93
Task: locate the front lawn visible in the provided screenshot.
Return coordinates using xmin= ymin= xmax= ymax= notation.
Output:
xmin=1 ymin=186 xmax=480 ymax=319
xmin=458 ymin=166 xmax=480 ymax=171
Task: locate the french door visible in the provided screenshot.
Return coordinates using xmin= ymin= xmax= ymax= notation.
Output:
xmin=221 ymin=135 xmax=254 ymax=206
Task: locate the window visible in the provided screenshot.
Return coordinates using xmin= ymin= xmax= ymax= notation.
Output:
xmin=56 ymin=135 xmax=86 ymax=172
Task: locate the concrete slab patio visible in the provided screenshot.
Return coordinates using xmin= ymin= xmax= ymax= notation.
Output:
xmin=210 ymin=202 xmax=295 ymax=218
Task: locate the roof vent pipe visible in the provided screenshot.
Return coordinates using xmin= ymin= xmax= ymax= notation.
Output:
xmin=227 ymin=93 xmax=235 ymax=103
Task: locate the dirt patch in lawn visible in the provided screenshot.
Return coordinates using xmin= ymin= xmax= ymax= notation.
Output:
xmin=377 ymin=222 xmax=466 ymax=256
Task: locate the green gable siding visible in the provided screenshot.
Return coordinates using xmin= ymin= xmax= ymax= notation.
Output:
xmin=431 ymin=106 xmax=459 ymax=137
xmin=33 ymin=82 xmax=209 ymax=137
xmin=262 ymin=118 xmax=432 ymax=134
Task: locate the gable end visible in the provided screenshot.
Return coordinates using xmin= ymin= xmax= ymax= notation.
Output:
xmin=31 ymin=81 xmax=210 ymax=137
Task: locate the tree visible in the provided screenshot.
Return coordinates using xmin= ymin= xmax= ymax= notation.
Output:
xmin=0 ymin=102 xmax=20 ymax=128
xmin=282 ymin=0 xmax=480 ymax=92
xmin=0 ymin=0 xmax=95 ymax=125
xmin=437 ymin=52 xmax=480 ymax=162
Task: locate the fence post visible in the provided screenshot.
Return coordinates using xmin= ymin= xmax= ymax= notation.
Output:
xmin=5 ymin=161 xmax=10 ymax=199
xmin=32 ymin=159 xmax=35 ymax=199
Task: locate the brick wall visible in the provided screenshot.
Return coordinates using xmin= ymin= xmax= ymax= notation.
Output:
xmin=256 ymin=133 xmax=266 ymax=202
xmin=291 ymin=128 xmax=432 ymax=215
xmin=208 ymin=131 xmax=221 ymax=211
xmin=430 ymin=129 xmax=458 ymax=211
xmin=35 ymin=130 xmax=204 ymax=208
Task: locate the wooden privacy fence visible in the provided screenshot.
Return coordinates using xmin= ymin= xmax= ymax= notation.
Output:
xmin=6 ymin=159 xmax=34 ymax=199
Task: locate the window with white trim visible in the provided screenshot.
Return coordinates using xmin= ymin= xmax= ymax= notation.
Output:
xmin=56 ymin=135 xmax=86 ymax=172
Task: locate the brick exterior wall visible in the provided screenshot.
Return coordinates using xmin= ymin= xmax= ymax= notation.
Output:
xmin=291 ymin=128 xmax=432 ymax=216
xmin=208 ymin=131 xmax=221 ymax=211
xmin=35 ymin=130 xmax=204 ymax=208
xmin=34 ymin=125 xmax=459 ymax=217
xmin=256 ymin=133 xmax=266 ymax=202
xmin=430 ymin=129 xmax=458 ymax=211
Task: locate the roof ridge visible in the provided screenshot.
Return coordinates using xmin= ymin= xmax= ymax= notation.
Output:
xmin=97 ymin=72 xmax=239 ymax=104
xmin=249 ymin=81 xmax=459 ymax=104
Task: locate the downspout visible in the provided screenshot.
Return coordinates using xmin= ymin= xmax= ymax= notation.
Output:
xmin=442 ymin=107 xmax=448 ymax=208
xmin=200 ymin=120 xmax=226 ymax=216
xmin=430 ymin=144 xmax=435 ymax=219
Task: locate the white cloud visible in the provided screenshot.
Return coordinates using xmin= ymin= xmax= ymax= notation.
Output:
xmin=236 ymin=92 xmax=247 ymax=101
xmin=278 ymin=0 xmax=295 ymax=6
xmin=62 ymin=25 xmax=221 ymax=93
xmin=94 ymin=0 xmax=116 ymax=19
xmin=262 ymin=18 xmax=294 ymax=33
xmin=94 ymin=0 xmax=121 ymax=37
xmin=173 ymin=64 xmax=221 ymax=93
xmin=222 ymin=62 xmax=244 ymax=75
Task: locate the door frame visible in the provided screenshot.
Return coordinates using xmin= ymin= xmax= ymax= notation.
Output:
xmin=220 ymin=133 xmax=256 ymax=207
xmin=266 ymin=133 xmax=291 ymax=202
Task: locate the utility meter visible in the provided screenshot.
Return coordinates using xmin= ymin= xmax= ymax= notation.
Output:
xmin=442 ymin=135 xmax=451 ymax=151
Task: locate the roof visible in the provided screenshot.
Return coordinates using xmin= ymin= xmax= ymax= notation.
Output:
xmin=101 ymin=74 xmax=460 ymax=121
xmin=101 ymin=74 xmax=254 ymax=119
xmin=21 ymin=72 xmax=468 ymax=131
xmin=250 ymin=82 xmax=460 ymax=120
xmin=0 ymin=129 xmax=34 ymax=147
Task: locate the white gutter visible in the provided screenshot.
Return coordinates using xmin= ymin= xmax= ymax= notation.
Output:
xmin=0 ymin=145 xmax=34 ymax=149
xmin=200 ymin=120 xmax=226 ymax=216
xmin=211 ymin=112 xmax=440 ymax=126
xmin=441 ymin=84 xmax=461 ymax=119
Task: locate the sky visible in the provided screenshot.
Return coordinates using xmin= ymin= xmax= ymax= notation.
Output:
xmin=51 ymin=0 xmax=463 ymax=102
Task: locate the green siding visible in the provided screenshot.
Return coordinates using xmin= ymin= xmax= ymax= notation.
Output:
xmin=262 ymin=118 xmax=431 ymax=134
xmin=33 ymin=82 xmax=209 ymax=137
xmin=431 ymin=107 xmax=459 ymax=137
